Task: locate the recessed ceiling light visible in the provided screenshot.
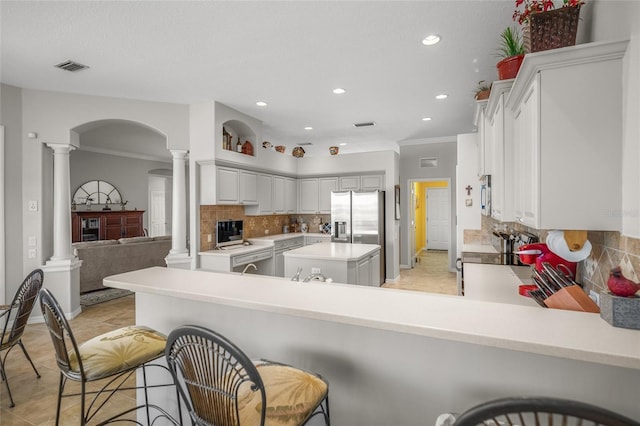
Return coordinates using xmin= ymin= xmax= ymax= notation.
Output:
xmin=339 ymin=143 xmax=347 ymax=146
xmin=256 ymin=101 xmax=268 ymax=107
xmin=422 ymin=117 xmax=432 ymax=121
xmin=333 ymin=88 xmax=346 ymax=94
xmin=422 ymin=34 xmax=441 ymax=46
xmin=435 ymin=94 xmax=448 ymax=100
xmin=304 ymin=126 xmax=313 ymax=130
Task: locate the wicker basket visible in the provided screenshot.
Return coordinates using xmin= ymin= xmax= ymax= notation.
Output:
xmin=524 ymin=6 xmax=581 ymax=53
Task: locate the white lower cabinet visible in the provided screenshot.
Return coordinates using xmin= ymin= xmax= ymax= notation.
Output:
xmin=357 ymin=251 xmax=380 ymax=286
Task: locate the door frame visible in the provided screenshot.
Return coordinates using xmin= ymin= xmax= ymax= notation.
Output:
xmin=0 ymin=126 xmax=5 ymax=304
xmin=407 ymin=178 xmax=452 ymax=270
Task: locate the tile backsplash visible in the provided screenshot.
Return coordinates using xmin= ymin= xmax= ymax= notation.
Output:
xmin=199 ymin=205 xmax=331 ymax=251
xmin=463 ymin=216 xmax=640 ymax=295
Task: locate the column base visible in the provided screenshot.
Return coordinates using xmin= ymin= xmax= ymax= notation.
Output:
xmin=165 ymin=253 xmax=192 ymax=270
xmin=40 ymin=257 xmax=83 ymax=321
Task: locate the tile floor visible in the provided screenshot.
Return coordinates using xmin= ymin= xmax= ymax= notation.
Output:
xmin=383 ymin=250 xmax=459 ymax=295
xmin=0 ymin=295 xmax=139 ymax=425
xmin=2 ymin=252 xmax=454 ymax=424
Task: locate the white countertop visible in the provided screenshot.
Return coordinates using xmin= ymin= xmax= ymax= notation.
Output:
xmin=248 ymin=232 xmax=328 ymax=244
xmin=464 ymin=263 xmax=536 ymax=307
xmin=283 ymin=242 xmax=380 ymax=262
xmin=462 ymin=243 xmax=498 ymax=254
xmin=199 ymin=243 xmax=273 ymax=257
xmin=104 ymin=266 xmax=640 ymax=370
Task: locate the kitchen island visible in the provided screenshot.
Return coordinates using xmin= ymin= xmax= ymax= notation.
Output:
xmin=105 ymin=267 xmax=640 ymax=426
xmin=283 ymin=242 xmax=381 ymax=285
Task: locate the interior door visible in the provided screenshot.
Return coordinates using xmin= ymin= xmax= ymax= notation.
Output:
xmin=150 ymin=190 xmax=167 ymax=237
xmin=426 ymin=187 xmax=450 ymax=250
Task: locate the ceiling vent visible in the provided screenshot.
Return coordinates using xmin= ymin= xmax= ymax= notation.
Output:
xmin=54 ymin=60 xmax=90 ymax=72
xmin=298 ymin=142 xmax=313 ymax=146
xmin=420 ymin=157 xmax=438 ymax=168
xmin=353 ymin=122 xmax=376 ymax=128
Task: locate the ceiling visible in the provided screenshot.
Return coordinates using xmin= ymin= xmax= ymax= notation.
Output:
xmin=1 ymin=1 xmax=515 ymax=157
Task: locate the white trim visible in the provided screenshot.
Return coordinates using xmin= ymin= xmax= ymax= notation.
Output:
xmin=0 ymin=125 xmax=5 ymax=304
xmin=77 ymin=145 xmax=172 ymax=164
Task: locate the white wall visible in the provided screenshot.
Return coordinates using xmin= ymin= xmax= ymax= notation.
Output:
xmin=398 ymin=139 xmax=457 ymax=269
xmin=456 ymin=133 xmax=482 ymax=257
xmin=70 ymin=150 xmax=172 ymax=231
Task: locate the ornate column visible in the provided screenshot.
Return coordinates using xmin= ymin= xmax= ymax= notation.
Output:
xmin=43 ymin=143 xmax=82 ymax=320
xmin=47 ymin=143 xmax=75 ymax=260
xmin=166 ymin=149 xmax=191 ymax=268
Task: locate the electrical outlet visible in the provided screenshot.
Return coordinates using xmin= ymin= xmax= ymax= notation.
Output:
xmin=589 ymin=290 xmax=600 ymax=306
xmin=207 ymin=234 xmax=212 ymax=243
xmin=28 ymin=200 xmax=38 ymax=212
xmin=28 ymin=236 xmax=37 ymax=246
xmin=264 ymin=229 xmax=269 ymax=235
xmin=28 ymin=248 xmax=36 ymax=259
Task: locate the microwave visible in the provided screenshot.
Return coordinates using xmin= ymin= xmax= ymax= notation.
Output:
xmin=216 ymin=220 xmax=244 ymax=248
xmin=480 ymin=175 xmax=491 ymax=217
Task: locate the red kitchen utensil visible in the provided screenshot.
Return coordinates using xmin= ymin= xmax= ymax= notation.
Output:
xmin=518 ymin=284 xmax=538 ymax=297
xmin=518 ymin=243 xmax=577 ymax=277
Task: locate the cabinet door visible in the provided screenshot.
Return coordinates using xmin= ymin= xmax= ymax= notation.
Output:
xmin=361 ymin=175 xmax=383 ymax=190
xmin=370 ymin=251 xmax=381 ymax=286
xmin=298 ymin=179 xmax=319 ymax=214
xmin=274 ymin=251 xmax=285 ymax=277
xmin=490 ymin=99 xmax=504 ymax=221
xmin=123 ymin=212 xmax=144 ymax=238
xmin=339 ymin=176 xmax=360 ymax=191
xmin=103 ymin=214 xmax=124 ymax=240
xmin=257 ymin=174 xmax=273 ymax=214
xmin=272 ymin=176 xmax=286 ymax=213
xmin=519 ymin=81 xmax=539 ymax=228
xmin=477 ymin=107 xmax=487 ymax=176
xmin=318 ymin=178 xmax=338 ymax=214
xmin=239 ymin=170 xmax=258 ymax=204
xmin=216 ymin=167 xmax=239 ymax=204
xmin=285 ymin=178 xmax=297 ymax=213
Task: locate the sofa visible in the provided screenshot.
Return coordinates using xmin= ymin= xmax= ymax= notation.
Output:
xmin=73 ymin=236 xmax=172 ymax=294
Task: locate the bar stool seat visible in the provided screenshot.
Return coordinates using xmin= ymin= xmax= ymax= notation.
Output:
xmin=67 ymin=325 xmax=166 ymax=381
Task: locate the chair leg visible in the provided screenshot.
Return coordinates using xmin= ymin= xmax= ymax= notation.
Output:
xmin=17 ymin=340 xmax=41 ymax=378
xmin=0 ymin=360 xmax=16 ymax=408
xmin=55 ymin=373 xmax=65 ymax=426
xmin=142 ymin=364 xmax=151 ymax=425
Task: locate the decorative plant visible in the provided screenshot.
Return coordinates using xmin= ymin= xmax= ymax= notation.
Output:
xmin=498 ymin=27 xmax=525 ymax=59
xmin=513 ymin=0 xmax=585 ymax=25
xmin=474 ymin=81 xmax=491 ymax=100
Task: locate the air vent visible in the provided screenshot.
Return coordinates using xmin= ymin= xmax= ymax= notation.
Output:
xmin=353 ymin=122 xmax=376 ymax=128
xmin=298 ymin=142 xmax=313 ymax=146
xmin=54 ymin=60 xmax=90 ymax=72
xmin=420 ymin=157 xmax=438 ymax=168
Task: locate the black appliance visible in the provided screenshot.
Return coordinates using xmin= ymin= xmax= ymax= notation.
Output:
xmin=216 ymin=220 xmax=244 ymax=248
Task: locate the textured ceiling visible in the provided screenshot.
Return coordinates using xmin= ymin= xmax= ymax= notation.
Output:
xmin=1 ymin=1 xmax=515 ymax=156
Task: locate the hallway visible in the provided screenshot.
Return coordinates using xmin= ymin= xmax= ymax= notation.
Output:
xmin=383 ymin=250 xmax=458 ymax=295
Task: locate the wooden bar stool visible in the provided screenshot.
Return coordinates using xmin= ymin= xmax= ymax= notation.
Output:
xmin=166 ymin=324 xmax=330 ymax=426
xmin=39 ymin=288 xmax=181 ymax=425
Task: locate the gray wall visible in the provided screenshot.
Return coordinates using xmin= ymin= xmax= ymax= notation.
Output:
xmin=0 ymin=84 xmax=24 ymax=300
xmin=70 ymin=150 xmax=171 ymax=232
xmin=399 ymin=140 xmax=457 ymax=269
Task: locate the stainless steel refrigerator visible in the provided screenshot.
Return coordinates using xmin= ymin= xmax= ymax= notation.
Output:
xmin=331 ymin=190 xmax=385 ymax=284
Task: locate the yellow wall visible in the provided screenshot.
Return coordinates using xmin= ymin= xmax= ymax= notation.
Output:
xmin=413 ymin=180 xmax=448 ymax=253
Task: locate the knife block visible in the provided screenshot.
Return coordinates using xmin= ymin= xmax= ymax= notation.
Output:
xmin=544 ymin=285 xmax=600 ymax=313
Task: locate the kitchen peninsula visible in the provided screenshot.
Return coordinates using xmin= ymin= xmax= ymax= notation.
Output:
xmin=105 ymin=267 xmax=640 ymax=426
xmin=284 ymin=242 xmax=381 ymax=285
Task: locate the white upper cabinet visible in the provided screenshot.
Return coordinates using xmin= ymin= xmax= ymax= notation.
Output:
xmin=285 ymin=178 xmax=297 ymax=213
xmin=239 ymin=170 xmax=258 ymax=204
xmin=256 ymin=174 xmax=273 ymax=214
xmin=216 ymin=167 xmax=239 ymax=204
xmin=272 ymin=176 xmax=286 ymax=213
xmin=506 ymin=40 xmax=628 ymax=230
xmin=299 ymin=177 xmax=338 ymax=214
xmin=474 ymin=100 xmax=489 ymax=177
xmin=360 ymin=175 xmax=384 ymax=191
xmin=339 ymin=176 xmax=360 ymax=191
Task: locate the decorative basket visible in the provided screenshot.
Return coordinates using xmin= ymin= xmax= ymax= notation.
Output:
xmin=524 ymin=6 xmax=581 ymax=53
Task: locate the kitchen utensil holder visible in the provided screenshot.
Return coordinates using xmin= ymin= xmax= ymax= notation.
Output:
xmin=599 ymin=291 xmax=640 ymax=329
xmin=544 ymin=285 xmax=600 ymax=313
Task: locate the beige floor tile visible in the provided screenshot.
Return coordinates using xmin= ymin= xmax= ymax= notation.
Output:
xmin=383 ymin=250 xmax=458 ymax=295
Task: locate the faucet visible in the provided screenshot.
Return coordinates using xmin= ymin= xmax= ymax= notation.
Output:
xmin=302 ymin=271 xmax=327 ymax=283
xmin=241 ymin=263 xmax=257 ymax=275
xmin=291 ymin=267 xmax=303 ymax=281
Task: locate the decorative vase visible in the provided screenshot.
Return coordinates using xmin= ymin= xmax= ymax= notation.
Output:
xmin=496 ymin=54 xmax=524 ymax=80
xmin=475 ymin=89 xmax=491 ymax=101
xmin=329 ymin=146 xmax=339 ymax=155
xmin=526 ymin=6 xmax=581 ymax=53
xmin=292 ymin=147 xmax=305 ymax=158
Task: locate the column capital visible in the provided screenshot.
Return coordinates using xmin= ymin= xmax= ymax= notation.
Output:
xmin=46 ymin=143 xmax=76 ymax=154
xmin=169 ymin=149 xmax=189 ymax=159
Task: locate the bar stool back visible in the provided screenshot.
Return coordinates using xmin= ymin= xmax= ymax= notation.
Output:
xmin=39 ymin=288 xmax=180 ymax=425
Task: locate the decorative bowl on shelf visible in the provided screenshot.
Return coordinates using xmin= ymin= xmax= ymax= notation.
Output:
xmin=292 ymin=147 xmax=305 ymax=158
xmin=329 ymin=146 xmax=339 ymax=155
xmin=262 ymin=141 xmax=272 ymax=149
xmin=275 ymin=145 xmax=286 ymax=153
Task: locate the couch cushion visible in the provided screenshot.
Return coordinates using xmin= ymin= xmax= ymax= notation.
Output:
xmin=72 ymin=240 xmax=118 ymax=249
xmin=152 ymin=235 xmax=172 ymax=241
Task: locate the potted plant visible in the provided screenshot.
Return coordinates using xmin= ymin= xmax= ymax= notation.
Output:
xmin=474 ymin=81 xmax=491 ymax=101
xmin=513 ymin=0 xmax=584 ymax=53
xmin=496 ymin=27 xmax=525 ymax=80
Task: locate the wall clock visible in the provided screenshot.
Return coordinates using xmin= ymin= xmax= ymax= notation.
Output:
xmin=72 ymin=180 xmax=122 ymax=206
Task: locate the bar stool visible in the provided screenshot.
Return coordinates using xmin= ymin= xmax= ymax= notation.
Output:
xmin=0 ymin=269 xmax=44 ymax=407
xmin=166 ymin=324 xmax=330 ymax=425
xmin=39 ymin=288 xmax=180 ymax=425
